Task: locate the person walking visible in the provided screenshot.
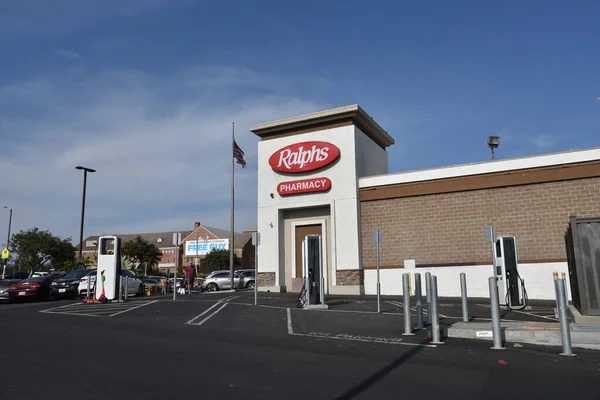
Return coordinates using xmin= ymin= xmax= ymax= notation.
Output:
xmin=160 ymin=276 xmax=168 ymax=295
xmin=185 ymin=264 xmax=195 ymax=295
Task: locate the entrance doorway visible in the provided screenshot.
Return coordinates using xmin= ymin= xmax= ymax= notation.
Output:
xmin=295 ymin=224 xmax=322 ymax=279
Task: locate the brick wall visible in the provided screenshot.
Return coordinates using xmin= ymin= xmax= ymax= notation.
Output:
xmin=360 ymin=177 xmax=600 ymax=267
xmin=337 ymin=270 xmax=364 ymax=285
xmin=242 ymin=240 xmax=255 ymax=269
xmin=258 ymin=272 xmax=275 ymax=286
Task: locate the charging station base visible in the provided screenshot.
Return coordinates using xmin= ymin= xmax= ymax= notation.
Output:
xmin=303 ymin=304 xmax=329 ymax=310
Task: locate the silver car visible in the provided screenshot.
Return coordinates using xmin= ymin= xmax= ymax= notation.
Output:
xmin=0 ymin=280 xmax=21 ymax=301
xmin=201 ymin=271 xmax=242 ymax=292
xmin=235 ymin=270 xmax=256 ymax=289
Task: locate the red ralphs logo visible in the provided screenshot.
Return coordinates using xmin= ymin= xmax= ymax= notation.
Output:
xmin=269 ymin=141 xmax=340 ymax=173
xmin=277 ymin=177 xmax=332 ymax=196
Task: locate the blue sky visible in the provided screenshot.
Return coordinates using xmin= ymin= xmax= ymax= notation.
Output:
xmin=0 ymin=0 xmax=599 ymax=243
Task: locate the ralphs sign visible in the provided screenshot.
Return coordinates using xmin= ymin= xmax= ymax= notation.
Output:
xmin=269 ymin=141 xmax=340 ymax=173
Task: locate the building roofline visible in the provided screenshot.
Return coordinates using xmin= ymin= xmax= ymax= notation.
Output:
xmin=359 ymin=146 xmax=600 ymax=188
xmin=250 ymin=104 xmax=395 ymax=148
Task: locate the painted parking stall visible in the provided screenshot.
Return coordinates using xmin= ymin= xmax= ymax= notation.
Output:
xmin=40 ymin=300 xmax=158 ymax=317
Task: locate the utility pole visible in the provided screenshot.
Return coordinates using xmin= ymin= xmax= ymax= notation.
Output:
xmin=2 ymin=206 xmax=12 ymax=279
xmin=75 ymin=166 xmax=96 ymax=268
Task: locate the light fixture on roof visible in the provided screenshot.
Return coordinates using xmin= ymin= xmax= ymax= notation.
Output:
xmin=487 ymin=136 xmax=500 ymax=160
xmin=157 ymin=238 xmax=162 ymax=242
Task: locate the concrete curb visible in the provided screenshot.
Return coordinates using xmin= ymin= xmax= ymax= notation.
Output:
xmin=446 ymin=321 xmax=600 ymax=350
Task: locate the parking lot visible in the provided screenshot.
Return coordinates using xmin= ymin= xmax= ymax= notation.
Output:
xmin=1 ymin=291 xmax=599 ymax=399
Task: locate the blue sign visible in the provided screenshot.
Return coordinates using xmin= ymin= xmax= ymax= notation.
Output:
xmin=184 ymin=239 xmax=229 ymax=256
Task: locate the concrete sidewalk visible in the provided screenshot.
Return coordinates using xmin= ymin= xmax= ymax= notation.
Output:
xmin=446 ymin=320 xmax=600 ymax=350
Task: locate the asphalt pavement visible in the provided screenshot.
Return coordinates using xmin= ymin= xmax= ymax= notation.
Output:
xmin=0 ymin=291 xmax=599 ymax=399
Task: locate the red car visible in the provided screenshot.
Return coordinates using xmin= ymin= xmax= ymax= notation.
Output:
xmin=7 ymin=276 xmax=58 ymax=301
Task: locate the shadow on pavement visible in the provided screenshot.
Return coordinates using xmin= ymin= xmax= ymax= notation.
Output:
xmin=334 ymin=338 xmax=430 ymax=400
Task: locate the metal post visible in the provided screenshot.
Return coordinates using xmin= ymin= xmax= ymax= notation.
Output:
xmin=488 ymin=276 xmax=504 ymax=350
xmin=430 ymin=275 xmax=442 ymax=344
xmin=2 ymin=207 xmax=11 ymax=279
xmin=555 ymin=276 xmax=576 ymax=356
xmin=460 ymin=273 xmax=469 ymax=322
xmin=425 ymin=272 xmax=431 ymax=325
xmin=376 ymin=240 xmax=381 ymax=313
xmin=124 ymin=276 xmax=128 ymax=301
xmin=254 ymin=239 xmax=258 ymax=306
xmin=173 ymin=246 xmax=178 ymax=301
xmin=229 ymin=123 xmax=235 ymax=291
xmin=119 ymin=275 xmax=123 ymax=301
xmin=402 ymin=273 xmax=414 ymax=335
xmin=78 ymin=170 xmax=88 ymax=267
xmin=415 ymin=273 xmax=424 ymax=329
xmin=87 ymin=276 xmax=91 ymax=300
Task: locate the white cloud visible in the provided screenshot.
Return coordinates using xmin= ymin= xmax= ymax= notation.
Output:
xmin=530 ymin=134 xmax=556 ymax=149
xmin=55 ymin=49 xmax=83 ymax=61
xmin=0 ymin=66 xmax=325 ymax=243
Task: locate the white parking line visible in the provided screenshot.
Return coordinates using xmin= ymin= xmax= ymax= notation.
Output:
xmin=40 ymin=311 xmax=103 ymax=317
xmin=201 ymin=290 xmax=236 ymax=295
xmin=286 ymin=307 xmax=435 ymax=347
xmin=513 ymin=309 xmax=558 ymax=322
xmin=224 ymin=296 xmax=240 ymax=302
xmin=40 ymin=302 xmax=86 ymax=313
xmin=387 ymin=300 xmax=425 ymax=314
xmin=287 ymin=308 xmax=293 ymax=334
xmin=109 ymin=300 xmax=158 ymax=317
xmin=40 ymin=300 xmax=158 ymax=317
xmin=187 ymin=303 xmax=228 ymax=326
xmin=185 ymin=302 xmax=223 ymax=324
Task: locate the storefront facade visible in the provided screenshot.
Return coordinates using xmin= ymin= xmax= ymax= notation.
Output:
xmin=251 ymin=105 xmax=600 ymax=299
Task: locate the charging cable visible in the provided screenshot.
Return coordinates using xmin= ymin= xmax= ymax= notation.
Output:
xmin=297 ymin=279 xmax=307 ymax=308
xmin=505 ymin=270 xmax=528 ymax=311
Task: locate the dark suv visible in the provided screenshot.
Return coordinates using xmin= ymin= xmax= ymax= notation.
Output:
xmin=50 ymin=269 xmax=94 ymax=300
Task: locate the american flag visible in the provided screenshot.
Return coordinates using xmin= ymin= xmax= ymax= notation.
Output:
xmin=233 ymin=140 xmax=246 ymax=168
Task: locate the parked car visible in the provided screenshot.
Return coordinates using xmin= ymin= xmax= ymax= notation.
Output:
xmin=50 ymin=269 xmax=94 ymax=300
xmin=31 ymin=272 xmax=50 ymax=277
xmin=77 ymin=270 xmax=97 ymax=299
xmin=121 ymin=270 xmax=145 ymax=296
xmin=0 ymin=279 xmax=21 ymax=301
xmin=3 ymin=272 xmax=29 ymax=280
xmin=236 ymin=269 xmax=256 ymax=289
xmin=77 ymin=269 xmax=145 ymax=298
xmin=201 ymin=270 xmax=244 ymax=292
xmin=7 ymin=276 xmax=58 ymax=301
xmin=142 ymin=278 xmax=160 ymax=291
xmin=169 ymin=278 xmax=184 ymax=291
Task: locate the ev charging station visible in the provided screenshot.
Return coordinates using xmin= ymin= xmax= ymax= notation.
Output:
xmin=95 ymin=236 xmax=122 ymax=302
xmin=493 ymin=236 xmax=526 ymax=309
xmin=299 ymin=234 xmax=328 ymax=309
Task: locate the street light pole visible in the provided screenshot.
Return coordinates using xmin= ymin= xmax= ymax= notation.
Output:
xmin=2 ymin=206 xmax=11 ymax=279
xmin=75 ymin=166 xmax=96 ymax=268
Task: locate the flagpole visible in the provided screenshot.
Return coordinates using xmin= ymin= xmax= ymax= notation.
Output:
xmin=230 ymin=122 xmax=235 ymax=290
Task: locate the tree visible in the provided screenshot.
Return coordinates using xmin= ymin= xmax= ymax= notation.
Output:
xmin=121 ymin=255 xmax=133 ymax=271
xmin=204 ymin=249 xmax=241 ymax=270
xmin=121 ymin=236 xmax=162 ymax=270
xmin=10 ymin=228 xmax=76 ymax=274
xmin=61 ymin=260 xmax=77 ymax=273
